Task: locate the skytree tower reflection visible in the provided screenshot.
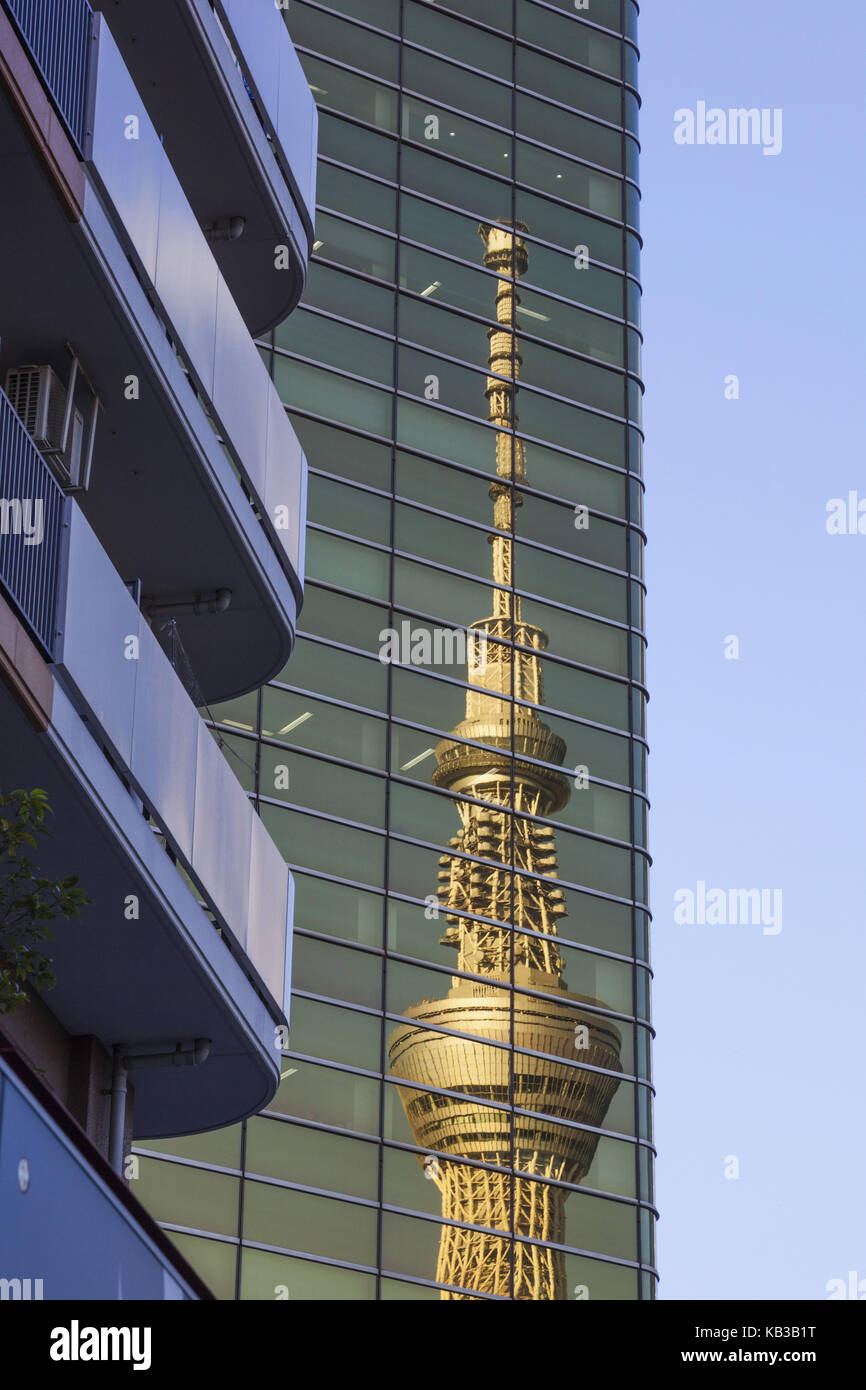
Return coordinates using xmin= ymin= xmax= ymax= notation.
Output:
xmin=388 ymin=222 xmax=622 ymax=1300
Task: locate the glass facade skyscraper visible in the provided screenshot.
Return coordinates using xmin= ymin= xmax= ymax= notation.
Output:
xmin=136 ymin=0 xmax=654 ymax=1301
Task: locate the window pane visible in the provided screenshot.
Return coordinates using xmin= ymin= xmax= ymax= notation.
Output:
xmin=286 ymin=996 xmax=382 ymax=1072
xmin=517 ymin=46 xmax=621 ymax=124
xmin=245 ymin=1117 xmax=379 ymax=1200
xmin=306 ymin=530 xmax=390 ymax=601
xmin=275 ymin=357 xmax=393 ymax=436
xmin=242 ymin=1183 xmax=377 ymax=1265
xmin=261 ymin=744 xmax=386 ymax=825
xmin=517 ymin=2 xmax=620 ymax=78
xmin=318 ymin=113 xmax=398 ymax=180
xmin=137 ymin=1125 xmax=241 ymax=1171
xmin=266 ymin=1059 xmax=381 ymax=1135
xmin=308 ymin=474 xmax=391 ymax=547
xmin=404 ymin=1 xmax=512 ymax=78
xmin=135 ymin=1158 xmax=239 ymax=1238
xmin=317 ymin=162 xmax=397 ymax=232
xmin=293 ymin=872 xmax=385 ymax=949
xmin=297 ymin=586 xmax=389 ymax=654
xmin=289 ymin=5 xmax=399 ymax=81
xmin=307 ymin=253 xmax=395 ymax=318
xmin=170 ymin=1234 xmax=236 ymax=1300
xmin=239 ymin=1248 xmax=375 ymax=1300
xmin=518 ymin=94 xmax=622 ymax=172
xmin=301 ymin=56 xmax=398 ymax=132
xmin=291 ymin=416 xmax=392 ymax=491
xmin=261 ymin=688 xmax=387 ymax=769
xmin=262 ymin=804 xmax=386 ymax=888
xmin=277 ymin=311 xmax=394 ymax=386
xmin=276 ymin=637 xmax=387 ymax=713
xmin=292 ymin=933 xmax=383 ymax=1010
xmin=403 ymin=46 xmax=511 ymax=127
xmin=402 ymin=96 xmax=512 ymax=178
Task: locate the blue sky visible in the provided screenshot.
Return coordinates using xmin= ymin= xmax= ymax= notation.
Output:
xmin=640 ymin=0 xmax=866 ymax=1300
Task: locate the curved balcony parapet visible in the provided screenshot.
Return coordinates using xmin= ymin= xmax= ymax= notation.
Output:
xmin=84 ymin=13 xmax=306 ymax=602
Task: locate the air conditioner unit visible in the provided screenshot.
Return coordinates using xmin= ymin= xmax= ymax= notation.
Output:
xmin=5 ymin=363 xmax=85 ymax=488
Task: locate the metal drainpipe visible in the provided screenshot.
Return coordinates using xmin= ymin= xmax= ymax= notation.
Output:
xmin=108 ymin=1040 xmax=211 ymax=1174
xmin=108 ymin=1045 xmax=128 ymax=1175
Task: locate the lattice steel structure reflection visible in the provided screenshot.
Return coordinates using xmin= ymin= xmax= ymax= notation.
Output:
xmin=389 ymin=223 xmax=621 ymax=1300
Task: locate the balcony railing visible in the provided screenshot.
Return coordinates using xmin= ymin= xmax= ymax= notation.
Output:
xmin=86 ymin=13 xmax=307 ymax=597
xmin=0 ymin=385 xmax=64 ymax=656
xmin=54 ymin=502 xmax=291 ymax=1014
xmin=5 ymin=0 xmax=93 ymax=152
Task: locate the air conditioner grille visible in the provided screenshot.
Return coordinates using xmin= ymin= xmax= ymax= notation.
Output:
xmin=5 ymin=366 xmax=45 ymax=439
xmin=4 ymin=364 xmax=83 ymax=487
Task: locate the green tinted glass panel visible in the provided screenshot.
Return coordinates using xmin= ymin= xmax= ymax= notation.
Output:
xmin=293 ymin=872 xmax=385 ymax=948
xmin=266 ymin=1059 xmax=380 ymax=1135
xmin=240 ymin=1248 xmax=375 ymax=1299
xmin=242 ymin=1183 xmax=377 ymax=1265
xmin=135 ymin=1159 xmax=239 ymax=1238
xmin=317 ymin=163 xmax=397 ymax=232
xmin=286 ymin=996 xmax=382 ymax=1071
xmin=245 ymin=1117 xmax=379 ymax=1199
xmin=170 ymin=1234 xmax=236 ymax=1300
xmin=404 ymin=1 xmax=512 ymax=77
xmin=292 ymin=933 xmax=384 ymax=1010
xmin=289 ymin=6 xmax=399 ymax=80
xmin=262 ymin=804 xmax=386 ymax=887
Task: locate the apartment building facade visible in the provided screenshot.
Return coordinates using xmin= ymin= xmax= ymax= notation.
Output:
xmin=0 ymin=0 xmax=316 ymax=1297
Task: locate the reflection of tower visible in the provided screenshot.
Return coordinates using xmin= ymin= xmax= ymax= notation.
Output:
xmin=388 ymin=224 xmax=622 ymax=1300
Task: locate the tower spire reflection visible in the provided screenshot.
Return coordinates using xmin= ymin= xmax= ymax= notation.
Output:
xmin=388 ymin=223 xmax=622 ymax=1301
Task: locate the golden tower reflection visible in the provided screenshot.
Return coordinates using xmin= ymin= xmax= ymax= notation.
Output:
xmin=388 ymin=223 xmax=622 ymax=1300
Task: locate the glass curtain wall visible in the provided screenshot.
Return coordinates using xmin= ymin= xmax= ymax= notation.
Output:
xmin=135 ymin=0 xmax=654 ymax=1301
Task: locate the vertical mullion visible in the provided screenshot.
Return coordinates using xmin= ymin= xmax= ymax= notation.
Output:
xmin=508 ymin=0 xmax=518 ymax=1305
xmin=376 ymin=0 xmax=405 ymax=1302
